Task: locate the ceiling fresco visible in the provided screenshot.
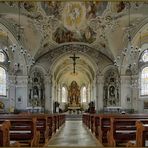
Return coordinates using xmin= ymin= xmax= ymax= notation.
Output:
xmin=0 ymin=1 xmax=147 ymax=85
xmin=41 ymin=1 xmax=107 ymax=44
xmin=0 ymin=1 xmax=147 ymax=61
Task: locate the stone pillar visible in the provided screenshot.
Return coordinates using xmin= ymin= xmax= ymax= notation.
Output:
xmin=131 ymin=75 xmax=139 ymax=112
xmin=87 ymin=84 xmax=90 ymax=102
xmin=93 ymin=79 xmax=96 ymax=102
xmin=44 ymin=75 xmax=53 ymax=113
xmin=8 ymin=75 xmax=16 ymax=112
xmin=120 ymin=76 xmax=132 ymax=110
xmin=95 ymin=75 xmax=104 ymax=112
xmin=90 ymin=83 xmax=93 ymax=101
xmin=15 ymin=76 xmax=28 ymax=110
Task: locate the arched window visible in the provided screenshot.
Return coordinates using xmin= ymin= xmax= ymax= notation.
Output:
xmin=0 ymin=50 xmax=7 ymax=96
xmin=140 ymin=49 xmax=148 ymax=95
xmin=142 ymin=50 xmax=148 ymax=62
xmin=81 ymin=86 xmax=87 ymax=102
xmin=0 ymin=67 xmax=6 ymax=96
xmin=62 ymin=87 xmax=67 ymax=102
xmin=0 ymin=52 xmax=5 ymax=62
xmin=141 ymin=67 xmax=148 ymax=95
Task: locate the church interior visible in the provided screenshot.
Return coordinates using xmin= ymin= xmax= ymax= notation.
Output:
xmin=0 ymin=1 xmax=148 ymax=147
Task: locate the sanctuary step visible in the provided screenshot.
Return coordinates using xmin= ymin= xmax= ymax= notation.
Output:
xmin=66 ymin=114 xmax=82 ymax=121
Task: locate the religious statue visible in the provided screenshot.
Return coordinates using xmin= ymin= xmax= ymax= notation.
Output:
xmin=68 ymin=81 xmax=80 ymax=107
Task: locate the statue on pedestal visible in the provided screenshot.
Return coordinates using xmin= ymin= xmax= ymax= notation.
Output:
xmin=68 ymin=81 xmax=80 ymax=107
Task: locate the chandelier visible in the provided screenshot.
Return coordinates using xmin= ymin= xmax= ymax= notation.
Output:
xmin=114 ymin=2 xmax=141 ymax=72
xmin=0 ymin=2 xmax=35 ymax=73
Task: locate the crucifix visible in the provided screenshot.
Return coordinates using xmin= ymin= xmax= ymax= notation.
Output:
xmin=70 ymin=53 xmax=80 ymax=73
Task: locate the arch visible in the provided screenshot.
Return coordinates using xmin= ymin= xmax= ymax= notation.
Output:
xmin=30 ymin=65 xmax=48 ymax=77
xmin=102 ymin=64 xmax=119 ymax=76
xmin=50 ymin=52 xmax=97 ymax=87
xmin=0 ymin=22 xmax=29 ymax=75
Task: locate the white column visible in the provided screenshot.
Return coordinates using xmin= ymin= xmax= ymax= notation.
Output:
xmin=45 ymin=75 xmax=53 ymax=113
xmin=8 ymin=75 xmax=16 ymax=112
xmin=95 ymin=75 xmax=104 ymax=112
xmin=131 ymin=75 xmax=139 ymax=112
xmin=120 ymin=76 xmax=132 ymax=109
xmin=15 ymin=76 xmax=28 ymax=110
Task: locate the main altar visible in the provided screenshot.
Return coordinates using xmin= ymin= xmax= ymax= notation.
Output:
xmin=68 ymin=81 xmax=81 ymax=114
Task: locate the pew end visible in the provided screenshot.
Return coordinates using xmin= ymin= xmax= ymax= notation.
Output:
xmin=10 ymin=141 xmax=20 ymax=147
xmin=31 ymin=131 xmax=40 ymax=147
xmin=126 ymin=141 xmax=136 ymax=147
xmin=107 ymin=130 xmax=116 ymax=147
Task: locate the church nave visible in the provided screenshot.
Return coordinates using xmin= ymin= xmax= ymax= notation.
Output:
xmin=48 ymin=121 xmax=102 ymax=147
xmin=0 ymin=1 xmax=148 ymax=147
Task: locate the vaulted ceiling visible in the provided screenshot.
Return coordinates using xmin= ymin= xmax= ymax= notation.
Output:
xmin=0 ymin=1 xmax=148 ymax=84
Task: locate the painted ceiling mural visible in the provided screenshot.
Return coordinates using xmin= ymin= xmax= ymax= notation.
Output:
xmin=0 ymin=1 xmax=148 ymax=60
xmin=41 ymin=1 xmax=107 ymax=44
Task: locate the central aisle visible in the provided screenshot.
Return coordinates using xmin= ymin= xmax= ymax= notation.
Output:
xmin=48 ymin=121 xmax=103 ymax=147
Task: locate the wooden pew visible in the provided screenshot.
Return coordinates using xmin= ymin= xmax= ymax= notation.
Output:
xmin=1 ymin=114 xmax=50 ymax=145
xmin=90 ymin=114 xmax=95 ymax=133
xmin=83 ymin=113 xmax=91 ymax=129
xmin=0 ymin=120 xmax=21 ymax=147
xmin=10 ymin=118 xmax=36 ymax=146
xmin=107 ymin=118 xmax=136 ymax=147
xmin=0 ymin=115 xmax=38 ymax=147
xmin=53 ymin=114 xmax=58 ymax=133
xmin=94 ymin=115 xmax=100 ymax=138
xmin=83 ymin=113 xmax=148 ymax=146
xmin=0 ymin=113 xmax=65 ymax=147
xmin=47 ymin=114 xmax=54 ymax=138
xmin=0 ymin=120 xmax=10 ymax=146
xmin=107 ymin=116 xmax=148 ymax=147
xmin=31 ymin=114 xmax=49 ymax=144
xmin=59 ymin=114 xmax=65 ymax=127
xmin=98 ymin=114 xmax=114 ymax=144
xmin=47 ymin=114 xmax=65 ymax=139
xmin=127 ymin=120 xmax=148 ymax=147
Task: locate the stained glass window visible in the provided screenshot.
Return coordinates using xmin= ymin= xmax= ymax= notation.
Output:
xmin=0 ymin=52 xmax=5 ymax=62
xmin=62 ymin=87 xmax=67 ymax=102
xmin=0 ymin=67 xmax=6 ymax=96
xmin=81 ymin=86 xmax=87 ymax=102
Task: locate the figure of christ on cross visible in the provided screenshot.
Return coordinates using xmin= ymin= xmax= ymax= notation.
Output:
xmin=70 ymin=53 xmax=80 ymax=73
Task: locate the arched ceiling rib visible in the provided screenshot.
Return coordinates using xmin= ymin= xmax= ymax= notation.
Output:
xmin=0 ymin=1 xmax=147 ymax=73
